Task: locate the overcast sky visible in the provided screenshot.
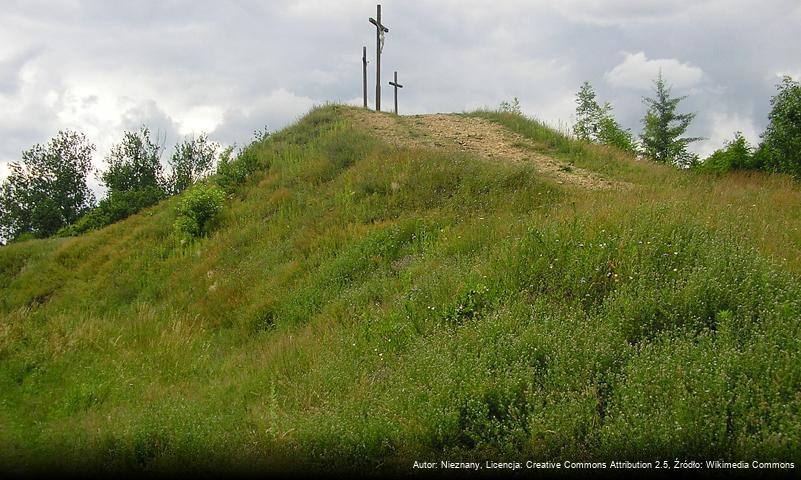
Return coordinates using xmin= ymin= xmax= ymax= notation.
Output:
xmin=2 ymin=0 xmax=800 ymax=190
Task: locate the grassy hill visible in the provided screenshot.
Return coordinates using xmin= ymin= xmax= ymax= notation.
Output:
xmin=1 ymin=105 xmax=800 ymax=475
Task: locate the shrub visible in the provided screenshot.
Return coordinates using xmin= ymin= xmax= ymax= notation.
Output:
xmin=215 ymin=146 xmax=262 ymax=192
xmin=173 ymin=183 xmax=226 ymax=240
xmin=696 ymin=132 xmax=756 ymax=174
xmin=58 ymin=186 xmax=165 ymax=236
xmin=499 ymin=97 xmax=522 ymax=115
xmin=100 ymin=187 xmax=165 ymax=223
xmin=597 ymin=116 xmax=637 ymax=153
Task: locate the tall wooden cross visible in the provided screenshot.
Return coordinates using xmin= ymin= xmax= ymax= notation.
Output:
xmin=388 ymin=71 xmax=403 ymax=115
xmin=368 ymin=5 xmax=389 ymax=112
xmin=362 ymin=46 xmax=368 ymax=108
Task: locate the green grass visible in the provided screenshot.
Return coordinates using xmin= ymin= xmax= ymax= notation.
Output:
xmin=1 ymin=105 xmax=800 ymax=475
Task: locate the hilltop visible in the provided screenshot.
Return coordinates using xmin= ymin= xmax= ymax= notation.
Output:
xmin=1 ymin=105 xmax=800 ymax=475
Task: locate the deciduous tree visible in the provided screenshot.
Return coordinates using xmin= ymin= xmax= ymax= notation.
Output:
xmin=168 ymin=134 xmax=219 ymax=194
xmin=757 ymin=76 xmax=801 ymax=176
xmin=101 ymin=126 xmax=166 ymax=194
xmin=0 ymin=130 xmax=95 ymax=241
xmin=574 ymin=81 xmax=636 ymax=153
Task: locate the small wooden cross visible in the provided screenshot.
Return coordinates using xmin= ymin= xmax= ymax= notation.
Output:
xmin=388 ymin=71 xmax=403 ymax=115
xmin=369 ymin=5 xmax=389 ymax=112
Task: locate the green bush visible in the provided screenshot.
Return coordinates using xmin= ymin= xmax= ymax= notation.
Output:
xmin=215 ymin=146 xmax=263 ymax=192
xmin=696 ymin=132 xmax=756 ymax=174
xmin=101 ymin=187 xmax=165 ymax=222
xmin=58 ymin=186 xmax=165 ymax=236
xmin=173 ymin=183 xmax=226 ymax=239
xmin=597 ymin=116 xmax=637 ymax=153
xmin=499 ymin=97 xmax=522 ymax=115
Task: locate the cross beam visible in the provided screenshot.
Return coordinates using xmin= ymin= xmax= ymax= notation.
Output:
xmin=388 ymin=71 xmax=403 ymax=115
xmin=368 ymin=5 xmax=389 ymax=111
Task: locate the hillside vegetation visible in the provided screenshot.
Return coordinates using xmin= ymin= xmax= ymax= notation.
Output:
xmin=1 ymin=105 xmax=800 ymax=474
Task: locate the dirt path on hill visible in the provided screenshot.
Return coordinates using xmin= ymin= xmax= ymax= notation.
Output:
xmin=345 ymin=109 xmax=624 ymax=190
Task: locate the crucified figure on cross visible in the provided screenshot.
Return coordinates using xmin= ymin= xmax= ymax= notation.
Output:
xmin=369 ymin=5 xmax=389 ymax=112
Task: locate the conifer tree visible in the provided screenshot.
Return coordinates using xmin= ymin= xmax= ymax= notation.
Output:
xmin=640 ymin=71 xmax=702 ymax=167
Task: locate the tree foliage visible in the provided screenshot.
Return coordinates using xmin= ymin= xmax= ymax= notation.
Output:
xmin=574 ymin=81 xmax=636 ymax=153
xmin=72 ymin=126 xmax=170 ymax=232
xmin=58 ymin=186 xmax=166 ymax=237
xmin=100 ymin=126 xmax=167 ymax=194
xmin=174 ymin=183 xmax=226 ymax=240
xmin=640 ymin=72 xmax=702 ymax=167
xmin=756 ymin=76 xmax=801 ymax=176
xmin=215 ymin=146 xmax=264 ymax=193
xmin=574 ymin=81 xmax=603 ymax=141
xmin=499 ymin=97 xmax=522 ymax=115
xmin=697 ymin=132 xmax=755 ymax=174
xmin=0 ymin=130 xmax=95 ymax=241
xmin=168 ymin=134 xmax=219 ymax=194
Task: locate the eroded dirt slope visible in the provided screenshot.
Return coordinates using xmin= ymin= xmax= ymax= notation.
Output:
xmin=346 ymin=109 xmax=625 ymax=190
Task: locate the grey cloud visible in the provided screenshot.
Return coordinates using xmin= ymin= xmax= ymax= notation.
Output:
xmin=553 ymin=0 xmax=701 ymax=26
xmin=118 ymin=99 xmax=182 ymax=145
xmin=1 ymin=0 xmax=800 ymax=181
xmin=211 ymin=89 xmax=317 ymax=148
xmin=0 ymin=46 xmax=43 ymax=95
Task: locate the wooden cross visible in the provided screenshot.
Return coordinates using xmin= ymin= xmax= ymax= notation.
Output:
xmin=368 ymin=5 xmax=389 ymax=112
xmin=388 ymin=71 xmax=403 ymax=115
xmin=362 ymin=46 xmax=368 ymax=108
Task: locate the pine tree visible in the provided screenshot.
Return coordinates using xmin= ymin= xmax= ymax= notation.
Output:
xmin=640 ymin=71 xmax=702 ymax=167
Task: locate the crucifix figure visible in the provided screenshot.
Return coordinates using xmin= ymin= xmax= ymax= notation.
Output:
xmin=388 ymin=71 xmax=403 ymax=115
xmin=368 ymin=5 xmax=389 ymax=111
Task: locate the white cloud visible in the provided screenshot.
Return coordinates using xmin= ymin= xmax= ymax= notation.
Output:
xmin=177 ymin=105 xmax=224 ymax=136
xmin=211 ymin=89 xmax=317 ymax=147
xmin=0 ymin=47 xmax=42 ymax=95
xmin=695 ymin=111 xmax=760 ymax=158
xmin=776 ymin=70 xmax=801 ymax=81
xmin=1 ymin=0 xmax=800 ymax=187
xmin=604 ymin=52 xmax=704 ymax=90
